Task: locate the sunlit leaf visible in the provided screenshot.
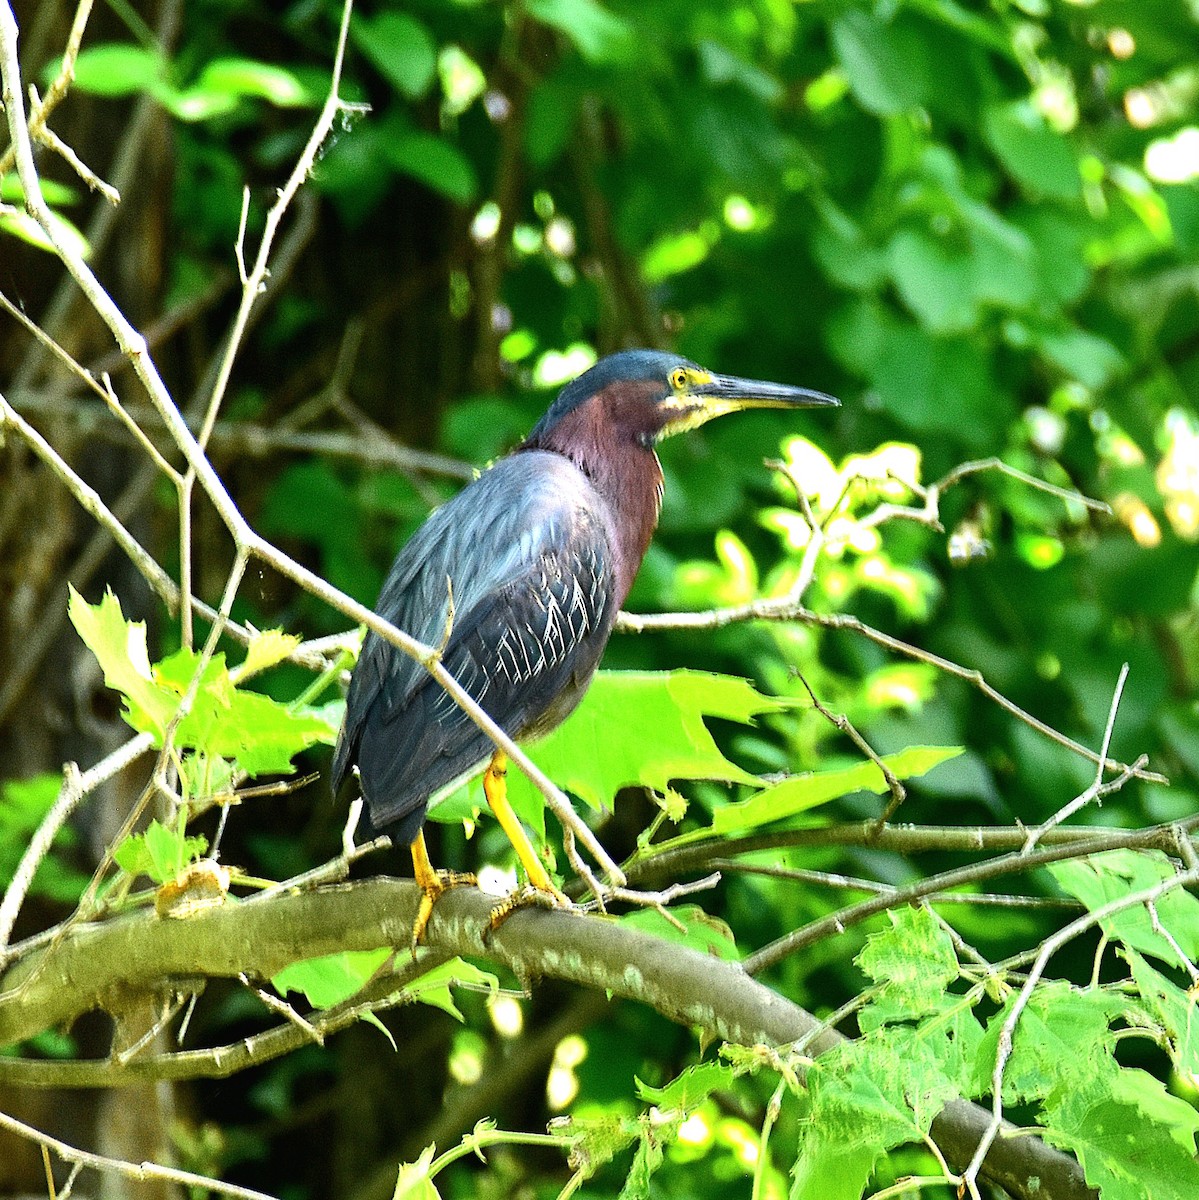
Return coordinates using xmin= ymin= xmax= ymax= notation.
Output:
xmin=392 ymin=1145 xmax=440 ymax=1200
xmin=619 ymin=905 xmax=738 ymax=961
xmin=708 ymin=745 xmax=961 ymax=836
xmin=65 ymin=44 xmax=163 ymax=97
xmin=0 ymin=207 xmax=92 ymax=260
xmin=272 ymin=948 xmax=391 ymax=1008
xmin=237 ymin=630 xmax=302 ymax=681
xmin=115 ymin=819 xmax=208 ymax=885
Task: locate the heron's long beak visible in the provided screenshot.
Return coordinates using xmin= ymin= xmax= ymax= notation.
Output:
xmin=661 ymin=370 xmax=839 ymax=437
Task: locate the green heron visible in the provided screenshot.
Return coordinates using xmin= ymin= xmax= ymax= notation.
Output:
xmin=333 ymin=349 xmax=837 ymax=938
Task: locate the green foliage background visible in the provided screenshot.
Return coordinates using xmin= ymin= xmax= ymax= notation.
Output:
xmin=3 ymin=0 xmax=1199 ymax=1197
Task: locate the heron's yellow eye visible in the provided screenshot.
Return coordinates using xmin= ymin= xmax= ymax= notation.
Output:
xmin=670 ymin=367 xmax=689 ymax=390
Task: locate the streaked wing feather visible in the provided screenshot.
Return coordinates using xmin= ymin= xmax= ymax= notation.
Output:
xmin=333 ymin=452 xmax=617 ymax=843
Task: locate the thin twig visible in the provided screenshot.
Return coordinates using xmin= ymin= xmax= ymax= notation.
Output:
xmin=620 ymin=601 xmax=1162 ymax=785
xmin=0 ymin=0 xmax=93 ymax=178
xmin=794 ymin=671 xmax=906 ymax=828
xmin=741 ymin=769 xmax=1153 ymax=976
xmin=1021 ymin=663 xmax=1130 ymax=853
xmin=0 ymin=732 xmax=155 ymax=960
xmin=0 ymin=1108 xmax=283 ymax=1200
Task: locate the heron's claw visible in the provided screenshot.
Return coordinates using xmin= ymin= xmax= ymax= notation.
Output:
xmin=484 ymin=883 xmax=572 ymax=939
xmin=412 ymin=869 xmax=477 ymax=948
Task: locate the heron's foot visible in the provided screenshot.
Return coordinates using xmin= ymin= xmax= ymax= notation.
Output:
xmin=485 ymin=881 xmax=572 ymax=938
xmin=412 ymin=869 xmax=478 ymax=948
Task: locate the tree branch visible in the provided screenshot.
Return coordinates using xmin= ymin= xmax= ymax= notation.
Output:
xmin=0 ymin=879 xmax=1094 ymax=1200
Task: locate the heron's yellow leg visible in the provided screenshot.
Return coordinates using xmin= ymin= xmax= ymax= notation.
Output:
xmin=483 ymin=751 xmax=569 ymax=905
xmin=409 ymin=828 xmax=476 ymax=946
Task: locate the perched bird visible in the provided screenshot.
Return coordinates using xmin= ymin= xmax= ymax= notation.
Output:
xmin=333 ymin=349 xmax=837 ymax=938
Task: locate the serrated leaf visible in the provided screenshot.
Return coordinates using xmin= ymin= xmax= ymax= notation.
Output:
xmin=709 ymin=745 xmax=962 ymax=837
xmin=1124 ymin=950 xmax=1199 ymax=1077
xmin=392 ymin=1145 xmax=440 ymax=1200
xmin=1043 ymin=1082 xmax=1199 ymax=1200
xmin=972 ymin=981 xmax=1120 ymax=1103
xmin=236 ymin=630 xmax=301 ymax=681
xmin=856 ymin=906 xmax=960 ymax=1017
xmin=1050 ymin=850 xmax=1199 ymax=967
xmin=68 ymin=587 xmax=175 ymax=737
xmin=635 ymin=1061 xmax=735 ymax=1110
xmin=71 ymin=589 xmax=336 ymax=776
xmin=272 ymin=948 xmax=391 ymax=1009
xmin=791 ymin=1032 xmax=957 ymax=1200
xmin=501 ymin=671 xmax=787 ymax=829
xmin=114 ymin=819 xmax=208 ymax=885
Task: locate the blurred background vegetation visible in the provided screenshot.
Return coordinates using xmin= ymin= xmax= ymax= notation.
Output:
xmin=2 ymin=0 xmax=1199 ymax=1196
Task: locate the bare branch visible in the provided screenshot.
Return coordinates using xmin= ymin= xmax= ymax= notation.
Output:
xmin=1022 ymin=662 xmax=1130 ymax=853
xmin=0 ymin=1108 xmax=283 ymax=1200
xmin=620 ymin=601 xmax=1163 ymax=785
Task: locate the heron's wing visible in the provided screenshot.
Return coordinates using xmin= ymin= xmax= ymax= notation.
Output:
xmin=333 ymin=452 xmax=618 ymax=842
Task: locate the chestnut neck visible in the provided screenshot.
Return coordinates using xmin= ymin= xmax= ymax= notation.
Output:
xmin=521 ymin=387 xmax=664 ymax=606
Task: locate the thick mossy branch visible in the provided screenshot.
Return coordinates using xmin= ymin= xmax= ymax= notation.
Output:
xmin=0 ymin=881 xmax=1093 ymax=1200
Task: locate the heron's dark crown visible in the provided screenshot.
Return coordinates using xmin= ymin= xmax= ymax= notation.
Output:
xmin=524 ymin=350 xmax=698 ymax=445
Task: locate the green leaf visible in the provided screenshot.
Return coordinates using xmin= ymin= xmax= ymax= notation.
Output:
xmin=498 ymin=671 xmax=788 ymax=827
xmin=69 ymin=588 xmax=336 ymax=776
xmin=525 ymin=0 xmax=637 ymax=65
xmin=114 ymin=819 xmax=208 ymax=885
xmin=791 ymin=1033 xmax=957 ymax=1200
xmin=984 ymin=100 xmax=1082 ymax=200
xmin=619 ymin=906 xmax=739 ymax=961
xmin=68 ymin=587 xmax=175 ymax=738
xmin=392 ymin=1145 xmax=440 ymax=1200
xmin=0 ymin=206 xmax=92 ymax=260
xmin=708 ymin=745 xmax=961 ymax=837
xmin=830 ymin=10 xmax=931 ymax=116
xmin=1124 ymin=951 xmax=1199 ymax=1077
xmin=641 ymin=230 xmax=712 ymax=284
xmin=402 ymin=957 xmax=499 ymax=1022
xmin=387 ymin=133 xmax=478 ymax=205
xmin=237 ymin=629 xmax=302 ymax=681
xmin=193 ymin=58 xmax=311 ymax=107
xmin=1043 ymin=1082 xmax=1199 ymax=1200
xmin=0 ymin=775 xmax=89 ymax=903
xmin=67 ymin=44 xmax=163 ymax=97
xmin=1036 ymin=326 xmax=1126 ymax=389
xmin=352 ymin=12 xmax=437 ymax=100
xmin=635 ymin=1061 xmax=736 ymax=1110
xmin=1050 ymin=850 xmax=1199 ymax=967
xmin=0 ymin=176 xmax=79 ymax=207
xmin=871 ymin=324 xmax=1001 ymax=445
xmin=619 ymin=1122 xmax=668 ymax=1200
xmin=887 ymin=228 xmax=977 ymax=333
xmin=856 ymin=906 xmax=960 ymax=1018
xmin=972 ymin=981 xmax=1120 ymax=1103
xmin=272 ymin=948 xmax=391 ymax=1009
